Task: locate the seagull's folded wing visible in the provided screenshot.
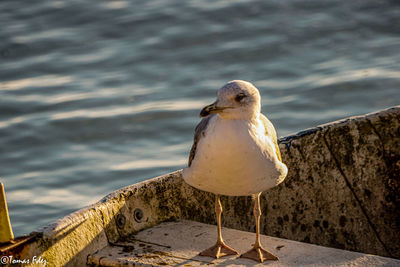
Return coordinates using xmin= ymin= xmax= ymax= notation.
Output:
xmin=260 ymin=114 xmax=282 ymax=162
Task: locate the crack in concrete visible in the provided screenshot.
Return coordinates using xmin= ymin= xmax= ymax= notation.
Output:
xmin=321 ymin=129 xmax=392 ymax=257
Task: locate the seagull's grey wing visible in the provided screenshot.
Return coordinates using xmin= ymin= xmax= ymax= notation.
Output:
xmin=188 ymin=114 xmax=215 ymax=167
xmin=260 ymin=114 xmax=282 ymax=162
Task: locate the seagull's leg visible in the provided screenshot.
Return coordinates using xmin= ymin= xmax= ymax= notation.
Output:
xmin=199 ymin=194 xmax=238 ymax=259
xmin=240 ymin=193 xmax=278 ymax=263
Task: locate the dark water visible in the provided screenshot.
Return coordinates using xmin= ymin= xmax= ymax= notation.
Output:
xmin=1 ymin=0 xmax=399 ymax=236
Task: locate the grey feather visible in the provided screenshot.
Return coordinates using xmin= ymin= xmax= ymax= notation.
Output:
xmin=188 ymin=114 xmax=215 ymax=167
xmin=260 ymin=114 xmax=282 ymax=161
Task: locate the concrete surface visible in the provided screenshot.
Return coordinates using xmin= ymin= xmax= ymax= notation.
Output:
xmin=88 ymin=220 xmax=400 ymax=266
xmin=5 ymin=106 xmax=400 ymax=266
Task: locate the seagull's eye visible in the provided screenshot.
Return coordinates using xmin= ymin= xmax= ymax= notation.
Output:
xmin=235 ymin=93 xmax=246 ymax=102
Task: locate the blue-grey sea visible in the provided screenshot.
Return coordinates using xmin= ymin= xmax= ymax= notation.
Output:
xmin=1 ymin=0 xmax=400 ymax=236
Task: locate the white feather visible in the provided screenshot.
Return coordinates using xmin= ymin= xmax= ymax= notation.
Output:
xmin=183 ymin=114 xmax=287 ymax=196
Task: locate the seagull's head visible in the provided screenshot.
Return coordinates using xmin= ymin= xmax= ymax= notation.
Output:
xmin=200 ymin=80 xmax=261 ymax=120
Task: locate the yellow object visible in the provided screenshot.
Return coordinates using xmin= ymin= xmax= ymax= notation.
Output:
xmin=0 ymin=183 xmax=14 ymax=243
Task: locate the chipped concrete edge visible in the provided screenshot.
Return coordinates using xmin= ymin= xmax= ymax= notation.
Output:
xmin=278 ymin=105 xmax=399 ymax=144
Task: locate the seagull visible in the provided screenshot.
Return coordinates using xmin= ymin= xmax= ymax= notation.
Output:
xmin=182 ymin=80 xmax=288 ymax=263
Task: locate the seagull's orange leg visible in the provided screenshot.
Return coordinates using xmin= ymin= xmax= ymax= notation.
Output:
xmin=241 ymin=193 xmax=278 ymax=263
xmin=199 ymin=195 xmax=238 ymax=259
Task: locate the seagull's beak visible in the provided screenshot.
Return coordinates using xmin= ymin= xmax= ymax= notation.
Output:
xmin=200 ymin=101 xmax=224 ymax=117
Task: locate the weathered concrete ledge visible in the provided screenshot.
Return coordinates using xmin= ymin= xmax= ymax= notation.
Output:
xmin=88 ymin=220 xmax=400 ymax=266
xmin=4 ymin=106 xmax=400 ymax=266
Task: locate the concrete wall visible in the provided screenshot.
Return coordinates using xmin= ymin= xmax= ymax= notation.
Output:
xmin=8 ymin=106 xmax=399 ymax=266
xmin=264 ymin=106 xmax=399 ymax=258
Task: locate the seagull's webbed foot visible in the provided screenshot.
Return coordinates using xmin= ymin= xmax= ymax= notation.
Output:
xmin=199 ymin=241 xmax=238 ymax=259
xmin=240 ymin=244 xmax=278 ymax=263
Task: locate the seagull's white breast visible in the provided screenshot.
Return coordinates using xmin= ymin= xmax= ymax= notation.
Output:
xmin=183 ymin=115 xmax=287 ymax=196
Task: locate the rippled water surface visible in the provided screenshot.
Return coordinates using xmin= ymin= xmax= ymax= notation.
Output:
xmin=1 ymin=0 xmax=400 ymax=235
